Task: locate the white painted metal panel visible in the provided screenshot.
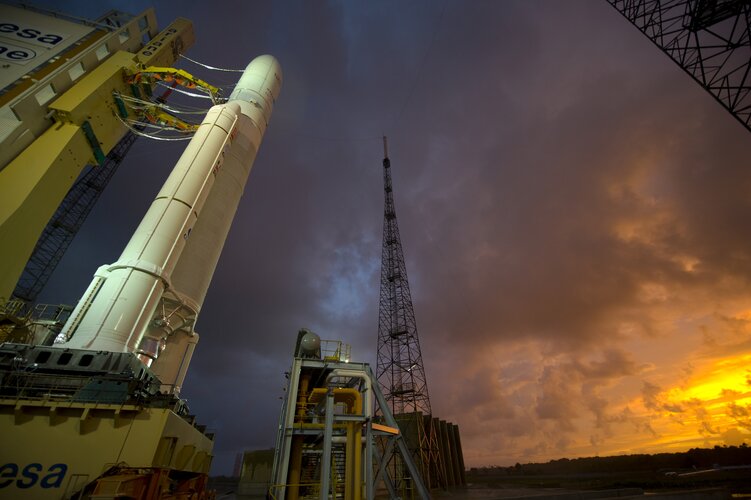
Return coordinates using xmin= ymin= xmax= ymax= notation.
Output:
xmin=0 ymin=5 xmax=95 ymax=90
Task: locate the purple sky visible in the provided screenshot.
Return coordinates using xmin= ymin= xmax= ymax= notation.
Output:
xmin=35 ymin=0 xmax=751 ymax=474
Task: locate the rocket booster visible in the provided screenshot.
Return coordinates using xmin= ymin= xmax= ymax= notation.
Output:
xmin=61 ymin=56 xmax=282 ymax=384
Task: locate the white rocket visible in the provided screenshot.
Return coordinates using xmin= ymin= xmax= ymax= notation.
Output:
xmin=60 ymin=55 xmax=282 ymax=393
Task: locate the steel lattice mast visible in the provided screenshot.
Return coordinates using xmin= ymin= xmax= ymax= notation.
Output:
xmin=375 ymin=137 xmax=444 ymax=490
xmin=12 ymin=133 xmax=138 ymax=302
xmin=606 ymin=0 xmax=751 ymax=133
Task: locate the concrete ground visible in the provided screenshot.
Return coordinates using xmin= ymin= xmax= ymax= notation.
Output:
xmin=208 ymin=478 xmax=733 ymax=500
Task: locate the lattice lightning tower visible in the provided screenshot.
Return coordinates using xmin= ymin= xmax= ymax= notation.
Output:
xmin=607 ymin=0 xmax=751 ymax=133
xmin=375 ymin=137 xmax=444 ymax=489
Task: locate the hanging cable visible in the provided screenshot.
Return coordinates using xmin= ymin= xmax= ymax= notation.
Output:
xmin=130 ymin=67 xmax=220 ymax=103
xmin=116 ymin=97 xmax=200 ymax=132
xmin=116 ymin=92 xmax=210 ymax=115
xmin=156 ymin=81 xmax=215 ymax=100
xmin=116 ymin=115 xmax=195 ymax=141
xmin=123 ymin=120 xmax=188 ymax=133
xmin=389 ymin=1 xmax=446 ymax=134
xmin=179 ymin=54 xmax=245 ymax=72
xmin=158 ymin=104 xmax=210 ymax=116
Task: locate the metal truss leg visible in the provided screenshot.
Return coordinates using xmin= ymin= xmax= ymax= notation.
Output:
xmin=320 ymin=390 xmax=335 ymax=500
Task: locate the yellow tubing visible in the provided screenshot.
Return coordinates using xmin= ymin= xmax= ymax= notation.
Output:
xmin=296 ymin=375 xmax=310 ymax=421
xmin=288 ymin=374 xmax=310 ymax=500
xmin=305 ymin=386 xmax=365 ymax=500
xmin=354 ymin=422 xmax=362 ymax=500
xmin=345 ymin=421 xmax=354 ymax=500
xmin=307 ymin=387 xmax=360 ymax=414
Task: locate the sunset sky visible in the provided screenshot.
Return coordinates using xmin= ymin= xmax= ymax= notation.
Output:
xmin=33 ymin=0 xmax=751 ymax=473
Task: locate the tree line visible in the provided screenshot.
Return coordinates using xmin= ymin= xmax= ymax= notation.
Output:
xmin=469 ymin=444 xmax=751 ymax=476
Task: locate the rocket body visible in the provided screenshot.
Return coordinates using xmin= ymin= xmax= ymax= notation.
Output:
xmin=61 ymin=56 xmax=282 ymax=388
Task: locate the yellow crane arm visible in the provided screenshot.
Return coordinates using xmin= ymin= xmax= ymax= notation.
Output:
xmin=0 ymin=124 xmax=92 ymax=299
xmin=130 ymin=67 xmax=220 ymax=100
xmin=0 ymin=17 xmax=195 ymax=301
xmin=142 ymin=107 xmax=199 ymax=132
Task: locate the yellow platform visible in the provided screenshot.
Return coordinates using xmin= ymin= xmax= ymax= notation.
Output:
xmin=0 ymin=398 xmax=213 ymax=499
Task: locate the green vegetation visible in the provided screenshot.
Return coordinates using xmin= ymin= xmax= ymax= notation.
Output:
xmin=467 ymin=444 xmax=751 ymax=493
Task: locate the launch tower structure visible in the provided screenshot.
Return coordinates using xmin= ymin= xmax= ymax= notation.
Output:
xmin=375 ymin=137 xmax=445 ymax=490
xmin=607 ymin=0 xmax=751 ymax=133
xmin=0 ymin=4 xmax=195 ymax=302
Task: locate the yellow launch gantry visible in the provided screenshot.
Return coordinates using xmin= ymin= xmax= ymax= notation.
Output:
xmin=0 ymin=5 xmax=196 ymax=301
xmin=0 ymin=5 xmax=284 ymax=499
xmin=0 ymin=7 xmax=214 ymax=499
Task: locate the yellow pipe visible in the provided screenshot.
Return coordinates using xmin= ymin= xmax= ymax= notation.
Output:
xmin=288 ymin=374 xmax=310 ymax=500
xmin=345 ymin=421 xmax=354 ymax=500
xmin=354 ymin=422 xmax=362 ymax=500
xmin=352 ymin=393 xmax=362 ymax=500
xmin=306 ymin=386 xmax=364 ymax=500
xmin=308 ymin=387 xmax=359 ymax=412
xmin=296 ymin=375 xmax=310 ymax=421
xmin=295 ymin=422 xmax=347 ymax=429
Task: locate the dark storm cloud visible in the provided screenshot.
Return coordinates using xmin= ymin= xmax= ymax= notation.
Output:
xmin=402 ymin=15 xmax=751 ymax=468
xmin=30 ymin=0 xmax=751 ymax=470
xmin=535 ymin=350 xmax=640 ymax=429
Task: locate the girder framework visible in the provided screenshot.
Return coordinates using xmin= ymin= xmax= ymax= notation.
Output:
xmin=607 ymin=0 xmax=751 ymax=132
xmin=12 ymin=132 xmax=138 ymax=302
xmin=375 ymin=138 xmax=444 ymax=490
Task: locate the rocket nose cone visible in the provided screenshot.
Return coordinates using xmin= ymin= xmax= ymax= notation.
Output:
xmin=245 ymin=54 xmax=282 ymax=99
xmin=229 ymin=54 xmax=282 ymax=109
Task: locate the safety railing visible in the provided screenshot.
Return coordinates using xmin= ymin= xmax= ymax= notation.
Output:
xmin=0 ymin=300 xmax=72 ymax=345
xmin=0 ymin=299 xmax=72 ymax=324
xmin=32 ymin=303 xmax=73 ymax=324
xmin=0 ymin=298 xmax=30 ymax=318
xmin=320 ymin=339 xmax=351 ymax=363
xmin=0 ymin=371 xmax=127 ymax=404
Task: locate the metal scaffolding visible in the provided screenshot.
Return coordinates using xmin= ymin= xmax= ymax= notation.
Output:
xmin=607 ymin=0 xmax=751 ymax=133
xmin=270 ymin=337 xmax=430 ymax=500
xmin=12 ymin=132 xmax=138 ymax=302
